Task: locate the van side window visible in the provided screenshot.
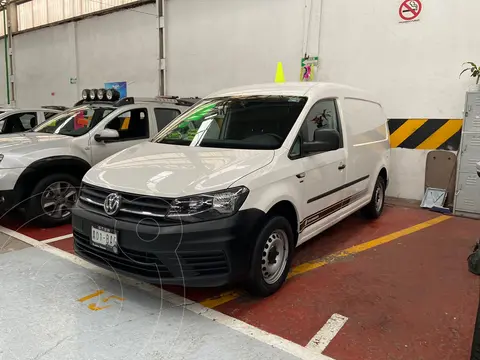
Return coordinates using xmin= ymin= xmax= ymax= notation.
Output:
xmin=303 ymin=99 xmax=342 ymax=146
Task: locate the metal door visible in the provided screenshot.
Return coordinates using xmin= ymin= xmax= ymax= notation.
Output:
xmin=454 ymin=92 xmax=480 ymax=216
xmin=464 ymin=93 xmax=480 ymax=133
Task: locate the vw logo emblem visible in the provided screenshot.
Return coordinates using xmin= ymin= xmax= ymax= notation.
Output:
xmin=104 ymin=193 xmax=122 ymax=216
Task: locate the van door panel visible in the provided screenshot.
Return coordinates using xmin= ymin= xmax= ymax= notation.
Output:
xmin=297 ymin=98 xmax=347 ymax=244
xmin=299 ymin=148 xmax=347 ymax=243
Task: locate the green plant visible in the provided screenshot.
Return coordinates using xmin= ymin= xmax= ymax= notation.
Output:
xmin=460 ymin=62 xmax=480 ymax=85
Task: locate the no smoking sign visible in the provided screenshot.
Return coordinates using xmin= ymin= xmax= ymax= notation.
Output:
xmin=399 ymin=0 xmax=422 ymax=22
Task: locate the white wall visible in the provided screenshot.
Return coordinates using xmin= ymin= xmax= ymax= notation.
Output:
xmin=167 ymin=0 xmax=478 ymax=118
xmin=13 ymin=4 xmax=158 ymax=107
xmin=387 ymin=148 xmax=428 ymax=201
xmin=166 ymin=0 xmax=305 ymax=97
xmin=76 ymin=5 xmax=158 ymax=99
xmin=14 ymin=22 xmax=77 ymax=107
xmin=317 ymin=0 xmax=475 ymax=119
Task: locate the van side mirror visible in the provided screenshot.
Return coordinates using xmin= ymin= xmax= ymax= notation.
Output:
xmin=94 ymin=129 xmax=120 ymax=142
xmin=303 ymin=129 xmax=340 ymax=154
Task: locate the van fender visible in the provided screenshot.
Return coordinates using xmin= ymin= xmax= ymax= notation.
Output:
xmin=241 ymin=182 xmax=303 ymax=230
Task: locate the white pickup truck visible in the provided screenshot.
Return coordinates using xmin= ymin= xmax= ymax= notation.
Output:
xmin=0 ymin=92 xmax=196 ymax=226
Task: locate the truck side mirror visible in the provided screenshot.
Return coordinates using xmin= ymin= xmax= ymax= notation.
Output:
xmin=94 ymin=129 xmax=120 ymax=142
xmin=303 ymin=129 xmax=340 ymax=154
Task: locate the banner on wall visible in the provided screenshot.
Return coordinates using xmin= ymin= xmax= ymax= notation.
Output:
xmin=300 ymin=56 xmax=318 ymax=82
xmin=104 ymin=81 xmax=127 ymax=98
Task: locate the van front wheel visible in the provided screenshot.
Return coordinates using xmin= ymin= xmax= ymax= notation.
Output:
xmin=361 ymin=176 xmax=386 ymax=219
xmin=245 ymin=216 xmax=294 ymax=297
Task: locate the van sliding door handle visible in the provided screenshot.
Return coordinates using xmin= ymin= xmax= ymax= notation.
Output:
xmin=338 ymin=163 xmax=346 ymax=170
xmin=296 ymin=172 xmax=306 ymax=179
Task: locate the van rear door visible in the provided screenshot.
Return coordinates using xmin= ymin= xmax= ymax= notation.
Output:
xmin=342 ymin=98 xmax=388 ymax=203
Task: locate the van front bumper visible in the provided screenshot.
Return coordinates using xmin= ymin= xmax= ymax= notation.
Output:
xmin=72 ymin=205 xmax=265 ymax=287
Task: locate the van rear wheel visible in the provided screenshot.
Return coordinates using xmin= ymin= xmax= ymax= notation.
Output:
xmin=245 ymin=216 xmax=294 ymax=297
xmin=361 ymin=175 xmax=386 ymax=219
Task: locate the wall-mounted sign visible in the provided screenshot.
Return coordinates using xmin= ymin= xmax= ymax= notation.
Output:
xmin=105 ymin=81 xmax=127 ymax=98
xmin=399 ymin=0 xmax=422 ymax=23
xmin=300 ymin=56 xmax=319 ymax=82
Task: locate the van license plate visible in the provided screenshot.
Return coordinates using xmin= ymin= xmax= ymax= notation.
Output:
xmin=91 ymin=225 xmax=118 ymax=254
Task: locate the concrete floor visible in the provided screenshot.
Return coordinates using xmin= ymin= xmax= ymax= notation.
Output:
xmin=0 ymin=240 xmax=303 ymax=360
xmin=0 ymin=204 xmax=479 ymax=360
xmin=0 ymin=233 xmax=30 ymax=253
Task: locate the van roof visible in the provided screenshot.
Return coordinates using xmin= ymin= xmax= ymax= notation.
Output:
xmin=206 ymin=82 xmax=379 ymax=103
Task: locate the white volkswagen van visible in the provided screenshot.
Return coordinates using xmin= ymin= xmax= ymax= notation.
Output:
xmin=73 ymin=82 xmax=390 ymax=296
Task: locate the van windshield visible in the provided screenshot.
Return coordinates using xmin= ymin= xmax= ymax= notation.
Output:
xmin=32 ymin=105 xmax=114 ymax=137
xmin=152 ymin=96 xmax=307 ymax=150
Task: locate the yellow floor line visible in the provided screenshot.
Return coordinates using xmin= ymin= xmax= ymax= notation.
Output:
xmin=77 ymin=289 xmax=105 ymax=303
xmin=288 ymin=214 xmax=450 ymax=277
xmin=199 ymin=290 xmax=242 ymax=309
xmin=200 ymin=215 xmax=451 ymax=309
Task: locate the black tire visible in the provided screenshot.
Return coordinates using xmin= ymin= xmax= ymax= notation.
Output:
xmin=245 ymin=216 xmax=294 ymax=297
xmin=361 ymin=175 xmax=386 ymax=219
xmin=26 ymin=173 xmax=80 ymax=227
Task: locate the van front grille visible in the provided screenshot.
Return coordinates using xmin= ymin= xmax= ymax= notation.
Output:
xmin=78 ymin=183 xmax=177 ymax=225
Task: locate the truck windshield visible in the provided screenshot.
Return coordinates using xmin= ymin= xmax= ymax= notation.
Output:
xmin=33 ymin=105 xmax=114 ymax=137
xmin=152 ymin=96 xmax=307 ymax=150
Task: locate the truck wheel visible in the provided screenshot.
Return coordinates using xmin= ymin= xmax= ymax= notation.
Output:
xmin=245 ymin=216 xmax=294 ymax=297
xmin=361 ymin=175 xmax=386 ymax=219
xmin=26 ymin=173 xmax=80 ymax=227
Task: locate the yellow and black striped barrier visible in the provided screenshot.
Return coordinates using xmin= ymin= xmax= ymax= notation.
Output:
xmin=388 ymin=119 xmax=463 ymax=150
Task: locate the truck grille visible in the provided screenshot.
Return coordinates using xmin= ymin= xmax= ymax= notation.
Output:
xmin=78 ymin=183 xmax=175 ymax=224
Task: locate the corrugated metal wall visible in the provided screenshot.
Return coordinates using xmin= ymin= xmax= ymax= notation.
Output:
xmin=17 ymin=0 xmax=138 ymax=31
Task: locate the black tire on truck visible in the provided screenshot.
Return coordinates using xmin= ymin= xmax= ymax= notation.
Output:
xmin=26 ymin=173 xmax=80 ymax=227
xmin=245 ymin=216 xmax=294 ymax=297
xmin=361 ymin=175 xmax=386 ymax=219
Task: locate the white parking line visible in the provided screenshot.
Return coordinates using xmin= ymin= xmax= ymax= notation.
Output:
xmin=0 ymin=224 xmax=335 ymax=360
xmin=307 ymin=313 xmax=348 ymax=354
xmin=42 ymin=233 xmax=73 ymax=243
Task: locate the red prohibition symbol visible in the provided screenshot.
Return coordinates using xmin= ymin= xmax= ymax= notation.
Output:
xmin=399 ymin=0 xmax=422 ymax=21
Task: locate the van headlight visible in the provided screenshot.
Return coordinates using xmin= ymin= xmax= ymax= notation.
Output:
xmin=165 ymin=186 xmax=249 ymax=222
